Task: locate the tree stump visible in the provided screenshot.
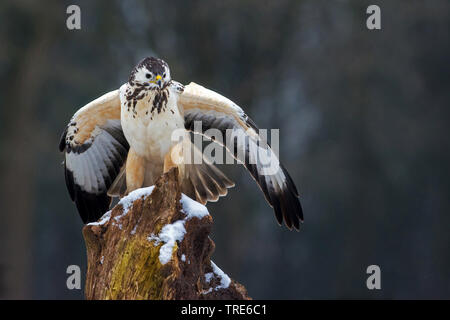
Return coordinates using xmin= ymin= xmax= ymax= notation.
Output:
xmin=82 ymin=168 xmax=250 ymax=300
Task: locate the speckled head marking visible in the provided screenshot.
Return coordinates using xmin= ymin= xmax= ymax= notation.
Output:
xmin=128 ymin=57 xmax=171 ymax=90
xmin=126 ymin=57 xmax=173 ymax=117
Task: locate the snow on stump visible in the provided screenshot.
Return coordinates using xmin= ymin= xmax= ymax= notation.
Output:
xmin=82 ymin=167 xmax=250 ymax=300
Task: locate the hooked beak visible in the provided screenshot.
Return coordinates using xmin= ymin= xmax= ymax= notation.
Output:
xmin=149 ymin=75 xmax=163 ymax=88
xmin=155 ymin=75 xmax=162 ymax=88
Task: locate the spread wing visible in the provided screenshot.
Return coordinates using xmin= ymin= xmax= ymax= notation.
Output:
xmin=178 ymin=82 xmax=303 ymax=230
xmin=59 ymin=90 xmax=129 ymax=223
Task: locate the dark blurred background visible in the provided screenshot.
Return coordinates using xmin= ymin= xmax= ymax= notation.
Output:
xmin=1 ymin=0 xmax=449 ymax=299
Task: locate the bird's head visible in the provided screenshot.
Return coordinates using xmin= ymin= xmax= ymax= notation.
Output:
xmin=129 ymin=57 xmax=171 ymax=90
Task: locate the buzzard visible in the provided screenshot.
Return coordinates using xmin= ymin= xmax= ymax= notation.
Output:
xmin=59 ymin=57 xmax=303 ymax=229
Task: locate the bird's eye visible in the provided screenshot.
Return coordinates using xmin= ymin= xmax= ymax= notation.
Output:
xmin=145 ymin=73 xmax=151 ymax=79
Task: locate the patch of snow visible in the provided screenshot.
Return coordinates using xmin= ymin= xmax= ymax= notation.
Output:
xmin=115 ymin=186 xmax=155 ymax=222
xmin=87 ymin=187 xmax=155 ymax=228
xmin=157 ymin=220 xmax=186 ymax=265
xmin=211 ymin=260 xmax=231 ymax=289
xmin=147 ymin=233 xmax=160 ymax=244
xmin=87 ymin=210 xmax=111 ymax=226
xmin=202 ymin=261 xmax=231 ymax=294
xmin=202 ymin=287 xmax=213 ymax=294
xmin=205 ymin=272 xmax=214 ymax=283
xmin=100 ymin=256 xmax=104 ymax=265
xmin=147 ymin=193 xmax=211 ymax=265
xmin=181 ymin=254 xmax=186 ymax=262
xmin=180 ymin=194 xmax=209 ymax=219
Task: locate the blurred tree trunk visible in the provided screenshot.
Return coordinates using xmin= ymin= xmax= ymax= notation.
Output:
xmin=0 ymin=3 xmax=55 ymax=299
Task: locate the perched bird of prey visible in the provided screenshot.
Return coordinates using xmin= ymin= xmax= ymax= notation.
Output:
xmin=59 ymin=57 xmax=303 ymax=229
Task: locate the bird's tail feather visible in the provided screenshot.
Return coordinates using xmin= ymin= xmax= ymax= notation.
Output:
xmin=181 ymin=141 xmax=234 ymax=204
xmin=107 ymin=161 xmax=127 ymax=197
xmin=107 ymin=141 xmax=235 ymax=205
xmin=183 ymin=162 xmax=234 ymax=204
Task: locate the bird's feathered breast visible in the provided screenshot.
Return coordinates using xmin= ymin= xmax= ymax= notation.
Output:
xmin=119 ymin=82 xmax=185 ymax=160
xmin=121 ymin=83 xmax=173 ymax=119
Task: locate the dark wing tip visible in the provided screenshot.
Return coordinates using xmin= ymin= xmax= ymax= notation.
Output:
xmin=64 ymin=166 xmax=111 ymax=223
xmin=74 ymin=186 xmax=111 ymax=224
xmin=280 ymin=164 xmax=303 ymax=229
xmin=264 ymin=168 xmax=303 ymax=230
xmin=244 ymin=162 xmax=303 ymax=230
xmin=281 ymin=164 xmax=299 ymax=197
xmin=278 ymin=189 xmax=303 ymax=231
xmin=64 ymin=163 xmax=76 ymax=201
xmin=290 ymin=195 xmax=303 ymax=231
xmin=270 ymin=194 xmax=284 ymax=226
xmin=59 ymin=126 xmax=68 ymax=152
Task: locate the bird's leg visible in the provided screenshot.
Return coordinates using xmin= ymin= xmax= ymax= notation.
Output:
xmin=126 ymin=148 xmax=145 ymax=193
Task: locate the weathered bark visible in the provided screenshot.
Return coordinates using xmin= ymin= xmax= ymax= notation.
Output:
xmin=83 ymin=168 xmax=250 ymax=300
